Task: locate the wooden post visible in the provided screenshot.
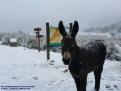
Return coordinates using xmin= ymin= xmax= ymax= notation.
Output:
xmin=69 ymin=23 xmax=73 ymax=34
xmin=46 ymin=22 xmax=50 ymax=60
xmin=34 ymin=27 xmax=41 ymax=52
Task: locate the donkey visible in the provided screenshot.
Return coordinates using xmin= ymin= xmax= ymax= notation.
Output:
xmin=58 ymin=21 xmax=107 ymax=91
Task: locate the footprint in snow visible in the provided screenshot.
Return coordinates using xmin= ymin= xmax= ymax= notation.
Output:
xmin=11 ymin=77 xmax=17 ymax=79
xmin=50 ymin=80 xmax=55 ymax=83
xmin=34 ymin=64 xmax=37 ymax=66
xmin=48 ymin=83 xmax=53 ymax=85
xmin=50 ymin=60 xmax=54 ymax=63
xmin=33 ymin=76 xmax=38 ymax=80
xmin=49 ymin=60 xmax=54 ymax=65
xmin=48 ymin=80 xmax=65 ymax=86
xmin=105 ymin=84 xmax=120 ymax=90
xmin=63 ymin=69 xmax=68 ymax=73
xmin=105 ymin=84 xmax=113 ymax=90
xmin=48 ymin=81 xmax=54 ymax=86
xmin=113 ymin=85 xmax=120 ymax=90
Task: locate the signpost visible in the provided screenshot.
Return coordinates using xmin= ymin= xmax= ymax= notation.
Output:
xmin=49 ymin=27 xmax=62 ymax=47
xmin=46 ymin=23 xmax=50 ymax=60
xmin=69 ymin=23 xmax=73 ymax=34
xmin=34 ymin=27 xmax=41 ymax=52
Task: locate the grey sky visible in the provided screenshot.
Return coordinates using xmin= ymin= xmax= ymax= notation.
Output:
xmin=0 ymin=0 xmax=121 ymax=34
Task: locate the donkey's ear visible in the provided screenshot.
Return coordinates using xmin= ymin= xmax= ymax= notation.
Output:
xmin=58 ymin=21 xmax=67 ymax=37
xmin=71 ymin=21 xmax=79 ymax=38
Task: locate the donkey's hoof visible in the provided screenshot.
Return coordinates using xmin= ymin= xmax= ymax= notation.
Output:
xmin=94 ymin=88 xmax=99 ymax=91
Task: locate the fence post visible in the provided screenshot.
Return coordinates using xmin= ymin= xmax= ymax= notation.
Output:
xmin=46 ymin=22 xmax=50 ymax=60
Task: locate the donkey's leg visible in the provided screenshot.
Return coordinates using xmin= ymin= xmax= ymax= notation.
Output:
xmin=73 ymin=77 xmax=80 ymax=91
xmin=80 ymin=75 xmax=87 ymax=91
xmin=73 ymin=76 xmax=87 ymax=91
xmin=94 ymin=67 xmax=103 ymax=91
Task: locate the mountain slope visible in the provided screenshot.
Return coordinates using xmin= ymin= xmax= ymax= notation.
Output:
xmin=85 ymin=21 xmax=121 ymax=33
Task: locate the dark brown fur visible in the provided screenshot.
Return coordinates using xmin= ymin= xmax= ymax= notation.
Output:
xmin=58 ymin=21 xmax=107 ymax=91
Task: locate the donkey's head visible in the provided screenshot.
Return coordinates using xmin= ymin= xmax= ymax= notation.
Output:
xmin=58 ymin=21 xmax=79 ymax=65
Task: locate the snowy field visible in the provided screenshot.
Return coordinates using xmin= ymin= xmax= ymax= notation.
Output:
xmin=0 ymin=45 xmax=121 ymax=91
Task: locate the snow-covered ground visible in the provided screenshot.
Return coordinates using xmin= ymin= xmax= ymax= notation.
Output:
xmin=0 ymin=45 xmax=121 ymax=91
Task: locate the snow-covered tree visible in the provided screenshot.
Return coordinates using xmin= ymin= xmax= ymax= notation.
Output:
xmin=27 ymin=38 xmax=36 ymax=49
xmin=1 ymin=35 xmax=10 ymax=45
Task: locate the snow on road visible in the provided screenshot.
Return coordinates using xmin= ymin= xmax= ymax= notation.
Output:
xmin=0 ymin=45 xmax=121 ymax=91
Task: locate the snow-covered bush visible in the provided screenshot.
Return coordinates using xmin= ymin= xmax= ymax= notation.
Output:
xmin=75 ymin=33 xmax=121 ymax=61
xmin=106 ymin=44 xmax=121 ymax=61
xmin=1 ymin=35 xmax=10 ymax=45
xmin=27 ymin=38 xmax=36 ymax=49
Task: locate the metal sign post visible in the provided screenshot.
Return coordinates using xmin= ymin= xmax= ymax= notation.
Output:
xmin=46 ymin=23 xmax=50 ymax=60
xmin=69 ymin=23 xmax=73 ymax=34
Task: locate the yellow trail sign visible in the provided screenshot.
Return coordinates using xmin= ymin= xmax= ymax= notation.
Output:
xmin=49 ymin=27 xmax=62 ymax=46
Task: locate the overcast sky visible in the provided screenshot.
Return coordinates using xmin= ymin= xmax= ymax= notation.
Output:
xmin=0 ymin=0 xmax=121 ymax=34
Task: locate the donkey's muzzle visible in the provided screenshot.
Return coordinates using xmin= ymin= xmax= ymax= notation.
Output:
xmin=62 ymin=58 xmax=70 ymax=65
xmin=62 ymin=51 xmax=71 ymax=65
xmin=63 ymin=51 xmax=71 ymax=59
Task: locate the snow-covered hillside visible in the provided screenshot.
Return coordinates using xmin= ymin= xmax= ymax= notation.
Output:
xmin=0 ymin=45 xmax=121 ymax=91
